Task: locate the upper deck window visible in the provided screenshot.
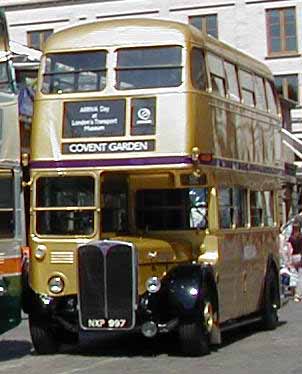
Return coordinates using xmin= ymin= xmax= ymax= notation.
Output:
xmin=42 ymin=51 xmax=107 ymax=94
xmin=208 ymin=53 xmax=226 ymax=96
xmin=239 ymin=70 xmax=255 ymax=107
xmin=254 ymin=75 xmax=267 ymax=111
xmin=265 ymin=80 xmax=278 ymax=115
xmin=191 ymin=48 xmax=207 ymax=90
xmin=116 ymin=46 xmax=182 ymax=90
xmin=224 ymin=61 xmax=240 ymax=102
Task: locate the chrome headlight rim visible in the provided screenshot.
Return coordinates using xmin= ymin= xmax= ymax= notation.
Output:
xmin=145 ymin=276 xmax=161 ymax=293
xmin=48 ymin=276 xmax=64 ymax=294
xmin=35 ymin=244 xmax=47 ymax=260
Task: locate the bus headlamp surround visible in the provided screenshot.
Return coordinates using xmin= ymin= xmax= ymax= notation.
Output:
xmin=48 ymin=276 xmax=64 ymax=294
xmin=145 ymin=276 xmax=161 ymax=293
xmin=35 ymin=244 xmax=47 ymax=260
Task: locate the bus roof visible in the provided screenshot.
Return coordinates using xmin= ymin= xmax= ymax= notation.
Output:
xmin=44 ymin=18 xmax=272 ymax=79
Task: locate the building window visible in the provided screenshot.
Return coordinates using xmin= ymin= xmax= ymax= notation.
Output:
xmin=274 ymin=74 xmax=298 ymax=102
xmin=189 ymin=14 xmax=218 ymax=38
xmin=27 ymin=29 xmax=53 ymax=50
xmin=266 ymin=7 xmax=297 ymax=56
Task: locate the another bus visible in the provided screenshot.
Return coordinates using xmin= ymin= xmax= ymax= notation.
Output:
xmin=26 ymin=18 xmax=282 ymax=355
xmin=0 ymin=9 xmax=23 ymax=335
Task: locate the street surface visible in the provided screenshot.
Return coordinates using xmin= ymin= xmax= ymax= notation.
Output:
xmin=0 ymin=301 xmax=301 ymax=374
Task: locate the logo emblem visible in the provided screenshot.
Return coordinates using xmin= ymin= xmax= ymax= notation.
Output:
xmin=137 ymin=107 xmax=151 ymax=121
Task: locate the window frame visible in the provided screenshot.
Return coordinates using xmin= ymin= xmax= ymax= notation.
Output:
xmin=27 ymin=29 xmax=53 ymax=51
xmin=0 ymin=169 xmax=15 ymax=239
xmin=207 ymin=52 xmax=226 ymax=97
xmin=190 ymin=47 xmax=208 ymax=91
xmin=34 ymin=175 xmax=96 ymax=237
xmin=218 ymin=186 xmax=248 ymax=229
xmin=41 ymin=50 xmax=108 ymax=94
xmin=189 ymin=14 xmax=218 ymax=38
xmin=239 ymin=69 xmax=256 ymax=107
xmin=115 ymin=45 xmax=183 ymax=90
xmin=136 ymin=187 xmax=209 ymax=231
xmin=266 ymin=7 xmax=298 ymax=57
xmin=274 ymin=74 xmax=299 ymax=103
xmin=224 ymin=60 xmax=240 ymax=102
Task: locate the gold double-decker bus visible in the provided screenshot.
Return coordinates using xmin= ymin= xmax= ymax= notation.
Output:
xmin=26 ymin=18 xmax=282 ymax=355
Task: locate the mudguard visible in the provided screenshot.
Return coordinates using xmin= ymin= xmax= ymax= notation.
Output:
xmin=159 ymin=263 xmax=218 ymax=320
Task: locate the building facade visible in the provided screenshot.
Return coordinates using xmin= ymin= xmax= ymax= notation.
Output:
xmin=3 ymin=1 xmax=302 ymax=123
xmin=2 ymin=0 xmax=301 ymax=214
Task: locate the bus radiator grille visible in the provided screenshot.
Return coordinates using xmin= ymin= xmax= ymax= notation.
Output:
xmin=78 ymin=241 xmax=135 ymax=330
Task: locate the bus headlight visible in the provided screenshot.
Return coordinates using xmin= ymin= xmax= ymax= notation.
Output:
xmin=145 ymin=276 xmax=161 ymax=293
xmin=35 ymin=244 xmax=47 ymax=260
xmin=48 ymin=276 xmax=64 ymax=294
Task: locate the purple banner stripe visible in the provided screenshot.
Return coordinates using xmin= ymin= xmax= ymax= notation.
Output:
xmin=29 ymin=156 xmax=284 ymax=177
xmin=30 ymin=156 xmax=193 ymax=169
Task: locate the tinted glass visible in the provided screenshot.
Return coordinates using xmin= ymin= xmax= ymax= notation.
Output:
xmin=136 ymin=188 xmax=208 ymax=230
xmin=42 ymin=51 xmax=107 ymax=93
xmin=191 ymin=48 xmax=207 ymax=90
xmin=116 ymin=46 xmax=182 ymax=89
xmin=36 ymin=176 xmax=95 ymax=236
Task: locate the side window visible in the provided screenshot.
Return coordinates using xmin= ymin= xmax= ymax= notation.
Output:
xmin=219 ymin=187 xmax=247 ymax=229
xmin=189 ymin=188 xmax=208 ymax=229
xmin=191 ymin=48 xmax=207 ymax=90
xmin=207 ymin=53 xmax=226 ymax=96
xmin=250 ymin=191 xmax=263 ymax=227
xmin=233 ymin=187 xmax=247 ymax=228
xmin=239 ymin=70 xmax=255 ymax=106
xmin=265 ymin=80 xmax=278 ymax=115
xmin=263 ymin=191 xmax=275 ymax=226
xmin=254 ymin=75 xmax=267 ymax=111
xmin=224 ymin=61 xmax=240 ymax=102
xmin=0 ymin=170 xmax=14 ymax=238
xmin=218 ymin=187 xmax=232 ymax=229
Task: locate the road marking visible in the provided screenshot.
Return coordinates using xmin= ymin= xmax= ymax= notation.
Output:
xmin=57 ymin=357 xmax=128 ymax=374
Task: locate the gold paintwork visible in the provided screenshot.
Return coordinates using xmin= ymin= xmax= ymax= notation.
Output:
xmin=29 ymin=18 xmax=281 ymax=325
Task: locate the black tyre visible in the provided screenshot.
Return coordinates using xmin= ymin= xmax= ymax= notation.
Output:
xmin=179 ymin=298 xmax=214 ymax=356
xmin=54 ymin=328 xmax=79 ymax=346
xmin=29 ymin=314 xmax=59 ymax=354
xmin=262 ymin=268 xmax=279 ymax=330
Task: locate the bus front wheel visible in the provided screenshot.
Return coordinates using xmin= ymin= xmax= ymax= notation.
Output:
xmin=262 ymin=268 xmax=279 ymax=330
xmin=178 ymin=298 xmax=213 ymax=356
xmin=29 ymin=314 xmax=59 ymax=354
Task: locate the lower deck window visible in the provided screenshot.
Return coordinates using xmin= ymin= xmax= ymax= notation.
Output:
xmin=136 ymin=188 xmax=208 ymax=230
xmin=35 ymin=176 xmax=95 ymax=235
xmin=0 ymin=170 xmax=15 ymax=238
